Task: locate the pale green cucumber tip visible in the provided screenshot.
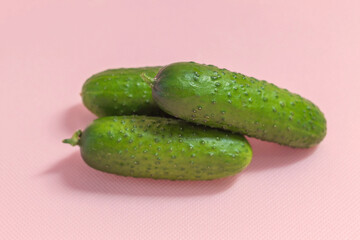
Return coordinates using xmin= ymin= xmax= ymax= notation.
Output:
xmin=140 ymin=72 xmax=155 ymax=87
xmin=63 ymin=130 xmax=82 ymax=146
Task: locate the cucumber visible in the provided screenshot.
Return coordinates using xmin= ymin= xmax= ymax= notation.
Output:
xmin=150 ymin=62 xmax=327 ymax=148
xmin=63 ymin=116 xmax=252 ymax=180
xmin=81 ymin=67 xmax=164 ymax=116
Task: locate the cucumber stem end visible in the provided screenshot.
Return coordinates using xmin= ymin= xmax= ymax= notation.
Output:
xmin=140 ymin=73 xmax=155 ymax=87
xmin=63 ymin=130 xmax=82 ymax=146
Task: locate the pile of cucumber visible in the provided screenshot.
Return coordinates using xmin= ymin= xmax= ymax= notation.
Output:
xmin=64 ymin=62 xmax=326 ymax=181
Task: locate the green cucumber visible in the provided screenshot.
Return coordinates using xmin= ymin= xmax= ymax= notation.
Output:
xmin=63 ymin=116 xmax=252 ymax=180
xmin=150 ymin=62 xmax=326 ymax=148
xmin=81 ymin=66 xmax=164 ymax=116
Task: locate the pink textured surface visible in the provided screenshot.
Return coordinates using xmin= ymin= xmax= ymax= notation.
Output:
xmin=1 ymin=0 xmax=360 ymax=239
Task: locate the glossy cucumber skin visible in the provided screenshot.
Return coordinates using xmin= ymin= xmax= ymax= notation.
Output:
xmin=78 ymin=116 xmax=252 ymax=180
xmin=82 ymin=67 xmax=164 ymax=116
xmin=152 ymin=62 xmax=327 ymax=148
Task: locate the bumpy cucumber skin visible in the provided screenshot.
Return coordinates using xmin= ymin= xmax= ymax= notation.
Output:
xmin=79 ymin=116 xmax=252 ymax=180
xmin=152 ymin=62 xmax=327 ymax=148
xmin=82 ymin=67 xmax=164 ymax=116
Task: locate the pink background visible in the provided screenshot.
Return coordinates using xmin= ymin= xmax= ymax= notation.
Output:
xmin=1 ymin=0 xmax=360 ymax=239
